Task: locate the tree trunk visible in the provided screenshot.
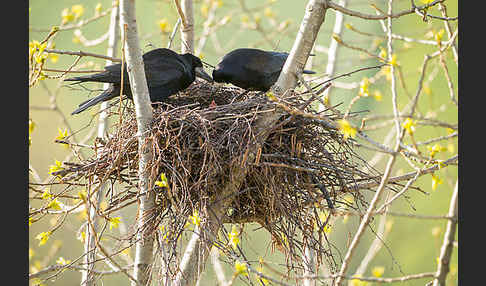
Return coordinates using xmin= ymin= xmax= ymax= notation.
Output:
xmin=174 ymin=165 xmax=248 ymax=286
xmin=173 ymin=1 xmax=329 ymax=285
xmin=180 ymin=0 xmax=194 ymax=54
xmin=119 ymin=1 xmax=156 ymax=285
xmin=272 ymin=0 xmax=328 ymax=95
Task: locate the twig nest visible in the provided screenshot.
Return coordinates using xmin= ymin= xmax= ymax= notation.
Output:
xmin=57 ymin=81 xmax=382 ymax=268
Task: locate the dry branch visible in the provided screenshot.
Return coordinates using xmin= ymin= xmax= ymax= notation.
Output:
xmin=432 ymin=180 xmax=458 ymax=286
xmin=44 ymin=82 xmax=384 ymax=284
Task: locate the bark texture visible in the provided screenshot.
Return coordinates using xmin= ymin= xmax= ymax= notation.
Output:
xmin=180 ymin=0 xmax=195 ymax=54
xmin=119 ymin=0 xmax=156 ymax=285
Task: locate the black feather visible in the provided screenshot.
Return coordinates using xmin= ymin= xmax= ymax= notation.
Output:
xmin=65 ymin=48 xmax=212 ymax=115
xmin=212 ymin=48 xmax=316 ymax=91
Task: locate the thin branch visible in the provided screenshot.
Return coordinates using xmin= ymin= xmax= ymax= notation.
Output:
xmin=73 ymin=29 xmax=110 ymax=47
xmin=167 ymin=18 xmax=182 ymax=49
xmin=30 ymin=264 xmax=133 ymax=280
xmin=348 ymin=155 xmax=458 ymax=192
xmin=334 ymin=209 xmax=456 ymax=221
xmin=303 ymin=272 xmax=437 ymax=283
xmin=432 ymin=180 xmax=458 ymax=286
xmin=374 ymin=167 xmax=422 ymax=214
xmin=57 ymin=5 xmax=118 ymax=31
xmin=326 ymin=0 xmax=452 ymax=21
xmin=81 ymin=2 xmax=119 ymax=285
xmin=303 ymin=244 xmax=316 ymax=286
xmin=42 ymin=68 xmax=105 ymax=74
xmin=334 ymin=2 xmax=402 ymax=284
xmin=319 ymin=0 xmax=347 ymax=107
xmin=195 ymin=0 xmax=218 ymax=56
xmin=345 ymin=23 xmax=449 ymax=46
xmin=438 ymin=3 xmax=458 ymax=64
xmin=45 ymin=49 xmax=121 ymax=62
xmin=437 ymin=40 xmax=458 ymax=106
xmin=174 ymin=0 xmax=188 ymax=29
xmin=86 ymin=209 xmax=140 ymax=285
xmin=354 ymin=210 xmax=392 ymax=277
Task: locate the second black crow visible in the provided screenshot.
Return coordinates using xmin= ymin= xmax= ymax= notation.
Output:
xmin=65 ymin=48 xmax=213 ymax=115
xmin=212 ymin=48 xmax=315 ymax=92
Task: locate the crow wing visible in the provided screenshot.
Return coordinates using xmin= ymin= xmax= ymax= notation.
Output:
xmin=66 ymin=48 xmax=190 ymax=86
xmin=82 ymin=48 xmax=190 ymax=101
xmin=143 ymin=49 xmax=193 ymax=101
xmin=242 ymin=50 xmax=288 ymax=77
xmin=103 ymin=48 xmax=188 ymax=89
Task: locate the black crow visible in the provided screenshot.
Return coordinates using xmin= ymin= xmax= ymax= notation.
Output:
xmin=65 ymin=48 xmax=213 ymax=115
xmin=212 ymin=48 xmax=315 ymax=92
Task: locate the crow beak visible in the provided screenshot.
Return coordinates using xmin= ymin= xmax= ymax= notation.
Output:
xmin=195 ymin=67 xmax=213 ymax=83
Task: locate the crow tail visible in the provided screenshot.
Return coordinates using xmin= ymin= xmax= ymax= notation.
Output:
xmin=71 ymin=86 xmax=117 ymax=115
xmin=64 ymin=72 xmax=109 ymax=84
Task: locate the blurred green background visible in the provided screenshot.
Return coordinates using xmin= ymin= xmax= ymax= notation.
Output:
xmin=29 ymin=0 xmax=458 ymax=285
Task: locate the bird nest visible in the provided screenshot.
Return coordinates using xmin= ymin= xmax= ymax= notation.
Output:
xmin=54 ymin=81 xmax=384 ymax=269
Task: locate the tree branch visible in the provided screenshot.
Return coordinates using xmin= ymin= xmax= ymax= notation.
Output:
xmin=326 ymin=0 xmax=449 ymax=20
xmin=319 ymin=0 xmax=347 ymax=107
xmin=334 ymin=2 xmax=403 ymax=284
xmin=432 ymin=180 xmax=458 ymax=286
xmin=119 ymin=1 xmax=156 ymax=285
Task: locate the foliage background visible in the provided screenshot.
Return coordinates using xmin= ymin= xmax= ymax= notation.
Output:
xmin=29 ymin=0 xmax=458 ymax=285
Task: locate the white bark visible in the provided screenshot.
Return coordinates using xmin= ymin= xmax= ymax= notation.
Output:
xmin=334 ymin=152 xmax=398 ymax=286
xmin=272 ymin=0 xmax=328 ymax=95
xmin=173 ymin=181 xmax=241 ymax=286
xmin=81 ymin=2 xmax=119 ymax=285
xmin=180 ymin=0 xmax=194 ymax=54
xmin=119 ymin=1 xmax=156 ymax=285
xmin=303 ymin=245 xmax=316 ymax=286
xmin=210 ymin=247 xmax=227 ymax=286
xmin=174 ymin=226 xmax=205 ymax=286
xmin=98 ymin=2 xmax=120 ymax=139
